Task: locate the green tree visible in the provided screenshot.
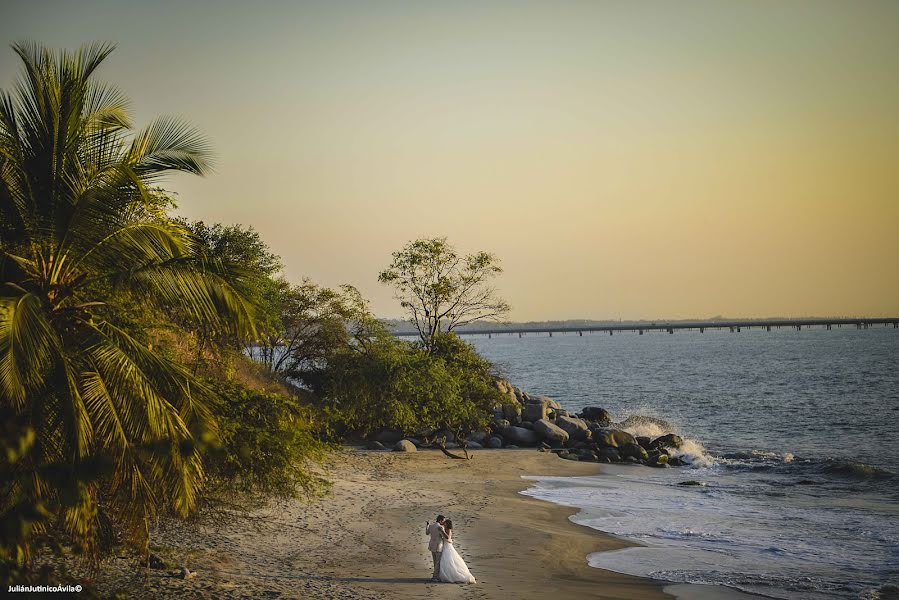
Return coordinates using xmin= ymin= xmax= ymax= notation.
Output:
xmin=0 ymin=42 xmax=252 ymax=568
xmin=378 ymin=237 xmax=510 ymax=350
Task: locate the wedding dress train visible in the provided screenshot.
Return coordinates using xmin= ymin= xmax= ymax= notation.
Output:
xmin=439 ymin=541 xmax=476 ymax=584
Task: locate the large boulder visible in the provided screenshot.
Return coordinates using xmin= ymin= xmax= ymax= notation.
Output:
xmin=523 ymin=395 xmax=561 ymax=422
xmin=597 ymin=447 xmax=621 ymax=462
xmin=619 ymin=442 xmax=649 ymax=461
xmin=579 ymin=406 xmax=613 ymax=426
xmin=522 ymin=401 xmax=548 ymax=422
xmin=533 ymin=419 xmax=569 ymax=444
xmin=366 ymin=440 xmax=387 ymax=451
xmin=555 ymin=415 xmax=589 ymax=437
xmin=594 ymin=428 xmax=637 ymax=449
xmin=649 ymin=434 xmax=684 ymax=452
xmin=500 ymin=425 xmax=541 ymax=446
xmin=372 ymin=429 xmax=405 ymax=444
xmin=467 ymin=430 xmax=489 ymax=445
xmin=486 ymin=436 xmax=503 ymax=449
xmin=394 ymin=439 xmax=417 ymax=452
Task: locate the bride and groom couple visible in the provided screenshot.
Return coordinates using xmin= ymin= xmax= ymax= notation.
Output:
xmin=426 ymin=515 xmax=476 ymax=584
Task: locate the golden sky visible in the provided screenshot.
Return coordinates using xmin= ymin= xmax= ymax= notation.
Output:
xmin=4 ymin=1 xmax=898 ymax=319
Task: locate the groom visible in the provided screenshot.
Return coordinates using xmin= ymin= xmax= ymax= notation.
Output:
xmin=426 ymin=515 xmax=448 ymax=581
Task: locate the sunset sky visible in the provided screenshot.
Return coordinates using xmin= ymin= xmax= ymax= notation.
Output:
xmin=4 ymin=1 xmax=898 ymax=320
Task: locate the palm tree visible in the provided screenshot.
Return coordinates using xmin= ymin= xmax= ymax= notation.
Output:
xmin=0 ymin=42 xmax=253 ymax=565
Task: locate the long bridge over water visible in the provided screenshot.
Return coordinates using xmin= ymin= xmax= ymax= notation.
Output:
xmin=393 ymin=318 xmax=899 ymax=338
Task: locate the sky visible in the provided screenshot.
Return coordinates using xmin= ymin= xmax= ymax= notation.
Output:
xmin=3 ymin=0 xmax=898 ymax=320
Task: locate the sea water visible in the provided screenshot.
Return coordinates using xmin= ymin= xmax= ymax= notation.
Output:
xmin=469 ymin=327 xmax=899 ymax=599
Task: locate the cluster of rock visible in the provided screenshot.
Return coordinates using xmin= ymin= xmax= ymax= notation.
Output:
xmin=365 ymin=380 xmax=688 ymax=468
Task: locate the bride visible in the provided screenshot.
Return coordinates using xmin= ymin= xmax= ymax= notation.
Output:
xmin=439 ymin=520 xmax=476 ymax=584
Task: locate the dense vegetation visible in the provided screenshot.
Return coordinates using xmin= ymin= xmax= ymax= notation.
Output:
xmin=0 ymin=42 xmax=507 ymax=586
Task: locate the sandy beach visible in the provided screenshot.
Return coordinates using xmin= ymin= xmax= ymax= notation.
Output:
xmin=95 ymin=449 xmax=672 ymax=599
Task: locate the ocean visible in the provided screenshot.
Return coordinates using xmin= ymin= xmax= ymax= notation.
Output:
xmin=469 ymin=327 xmax=899 ymax=599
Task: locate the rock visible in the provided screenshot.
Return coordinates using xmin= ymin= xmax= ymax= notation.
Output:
xmin=492 ymin=419 xmax=511 ymax=429
xmin=579 ymin=406 xmax=613 ymax=426
xmin=148 ymin=553 xmax=166 ymax=569
xmin=437 ymin=430 xmax=455 ymax=443
xmin=394 ymin=439 xmax=417 ymax=452
xmin=501 ymin=425 xmax=541 ymax=446
xmin=444 ymin=442 xmax=458 ymax=449
xmin=178 ymin=566 xmax=196 ymax=580
xmin=668 ymin=456 xmax=687 ymax=467
xmin=486 ymin=436 xmax=503 ymax=449
xmin=523 ymin=395 xmax=561 ymax=422
xmin=551 ymin=409 xmax=570 ymax=418
xmin=502 ymin=402 xmax=521 ymax=422
xmin=372 ymin=429 xmax=405 ymax=444
xmin=624 ymin=456 xmax=641 ymax=464
xmin=467 ymin=430 xmax=489 ymax=444
xmin=554 ymin=415 xmax=589 ymax=436
xmin=366 ymin=440 xmax=387 ymax=451
xmin=877 ymin=584 xmax=899 ymax=599
xmin=558 ymin=450 xmax=570 ymax=458
xmin=466 ymin=441 xmax=483 ymax=449
xmin=505 ymin=444 xmax=519 ymax=449
xmin=677 ymin=480 xmax=706 ymax=487
xmin=594 ymin=428 xmax=637 ymax=449
xmin=519 ymin=421 xmax=534 ymax=430
xmin=533 ymin=419 xmax=569 ymax=444
xmin=522 ymin=402 xmax=547 ymax=422
xmin=649 ymin=433 xmax=684 ymax=452
xmin=562 ymin=453 xmax=580 ymax=461
xmin=636 ymin=436 xmax=652 ymax=450
xmin=647 ymin=453 xmax=669 ymax=467
xmin=597 ymin=447 xmax=621 ymax=462
xmin=619 ymin=442 xmax=649 ymax=461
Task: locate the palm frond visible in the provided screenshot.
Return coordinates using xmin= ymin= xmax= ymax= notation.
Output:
xmin=0 ymin=293 xmax=55 ymax=408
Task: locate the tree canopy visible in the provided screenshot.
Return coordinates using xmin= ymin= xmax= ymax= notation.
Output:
xmin=378 ymin=237 xmax=510 ymax=349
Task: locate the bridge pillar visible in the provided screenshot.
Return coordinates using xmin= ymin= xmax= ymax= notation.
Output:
xmin=826 ymin=324 xmax=831 ymax=330
xmin=579 ymin=331 xmax=583 ymax=336
xmin=797 ymin=325 xmax=802 ymax=331
xmin=488 ymin=333 xmax=492 ymax=339
xmin=729 ymin=326 xmax=734 ymax=333
xmin=639 ymin=329 xmax=643 ymax=335
xmin=518 ymin=332 xmax=522 ymax=338
xmin=549 ymin=332 xmax=553 ymax=337
xmin=668 ymin=327 xmax=674 ymax=334
xmin=700 ymin=327 xmax=704 ymax=333
xmin=895 ymin=322 xmax=898 ymax=329
xmin=737 ymin=326 xmax=741 ymax=333
xmin=864 ymin=322 xmax=869 ymax=329
xmin=766 ymin=325 xmax=771 ymax=332
xmin=608 ymin=330 xmax=612 ymax=336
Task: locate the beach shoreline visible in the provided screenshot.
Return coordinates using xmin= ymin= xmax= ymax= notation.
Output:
xmin=83 ymin=448 xmax=768 ymax=599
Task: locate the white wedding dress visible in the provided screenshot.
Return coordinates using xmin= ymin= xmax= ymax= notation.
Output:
xmin=439 ymin=539 xmax=476 ymax=584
